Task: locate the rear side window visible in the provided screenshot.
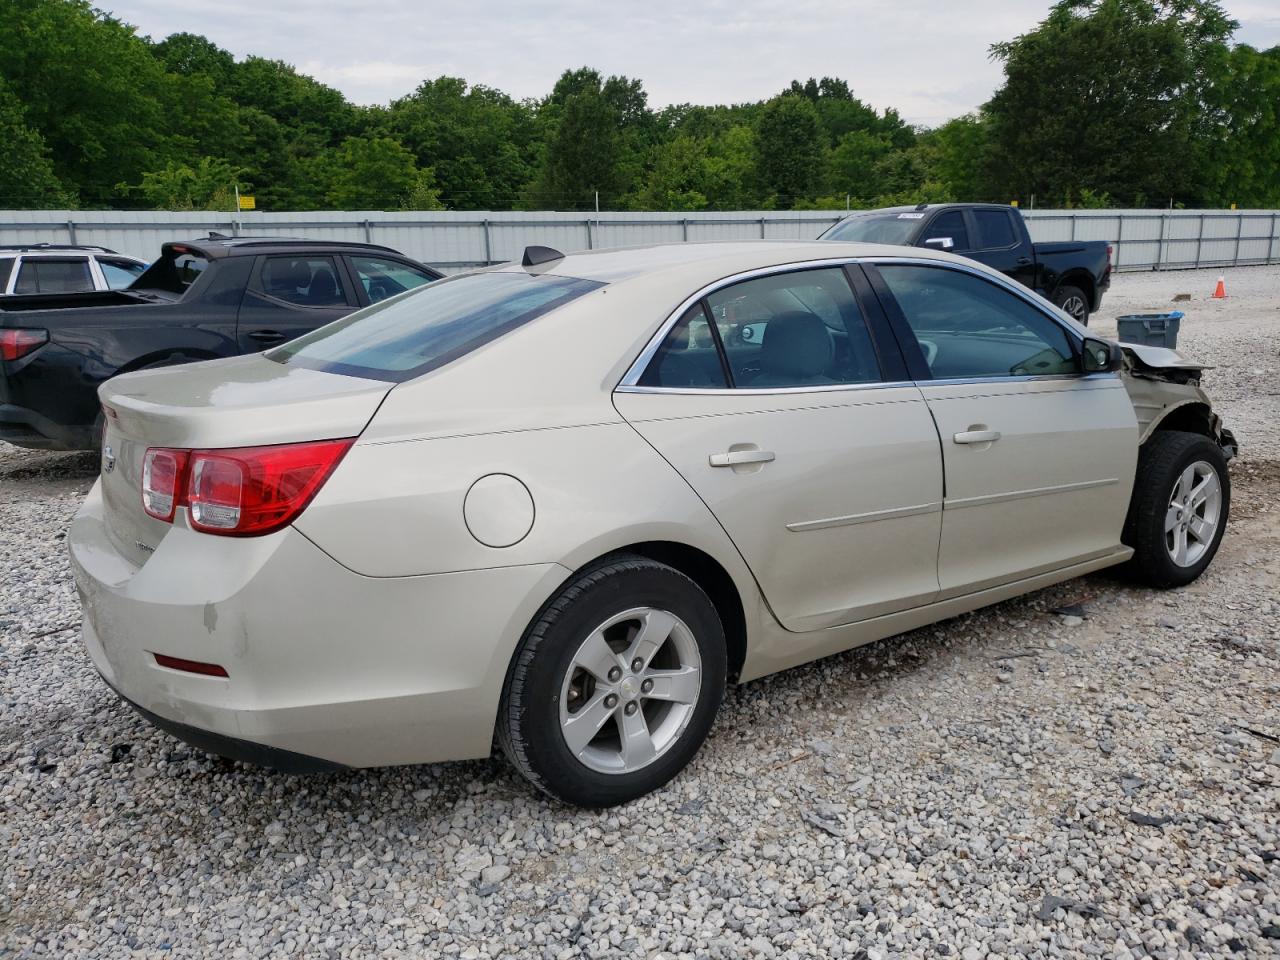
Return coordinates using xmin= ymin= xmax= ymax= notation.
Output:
xmin=921 ymin=211 xmax=970 ymax=252
xmin=972 ymin=209 xmax=1018 ymax=250
xmin=14 ymin=258 xmax=93 ymax=294
xmin=639 ymin=304 xmax=729 ymax=389
xmin=351 ymin=256 xmax=437 ymax=303
xmin=98 ymin=258 xmax=147 ymax=289
xmin=0 ymin=258 xmax=13 ymax=292
xmin=270 ymin=271 xmax=603 ymax=382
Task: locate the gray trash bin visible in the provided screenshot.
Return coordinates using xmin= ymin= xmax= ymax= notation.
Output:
xmin=1116 ymin=311 xmax=1182 ymax=349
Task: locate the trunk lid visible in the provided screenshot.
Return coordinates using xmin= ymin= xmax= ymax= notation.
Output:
xmin=97 ymin=352 xmax=392 ymax=567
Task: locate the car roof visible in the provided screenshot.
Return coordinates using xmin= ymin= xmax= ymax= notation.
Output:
xmin=163 ymin=235 xmax=407 ymax=260
xmin=493 ymin=239 xmax=967 ymax=285
xmin=0 ymin=244 xmax=127 ymax=255
xmin=838 ymin=202 xmax=1019 ymax=219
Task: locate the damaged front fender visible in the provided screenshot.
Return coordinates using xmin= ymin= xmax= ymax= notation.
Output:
xmin=1119 ymin=345 xmax=1237 ymax=459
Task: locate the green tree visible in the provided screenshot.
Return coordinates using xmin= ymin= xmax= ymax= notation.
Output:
xmin=636 ymin=126 xmax=757 ymax=210
xmin=134 ymin=157 xmax=246 ymax=210
xmin=323 ymin=136 xmax=423 ymax=208
xmin=754 ymin=95 xmax=823 ymax=206
xmin=1200 ymin=44 xmax=1280 ymax=207
xmin=0 ymin=0 xmax=174 ymax=205
xmin=0 ymin=78 xmax=73 ymax=207
xmin=985 ymin=0 xmax=1236 ymax=206
xmin=388 ymin=77 xmax=537 ymax=209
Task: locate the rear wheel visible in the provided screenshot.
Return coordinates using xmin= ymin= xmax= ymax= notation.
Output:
xmin=1121 ymin=431 xmax=1229 ymax=588
xmin=498 ymin=556 xmax=726 ymax=807
xmin=1053 ymin=284 xmax=1090 ymax=325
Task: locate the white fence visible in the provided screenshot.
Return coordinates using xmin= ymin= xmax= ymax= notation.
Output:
xmin=2 ymin=208 xmax=1277 ymax=274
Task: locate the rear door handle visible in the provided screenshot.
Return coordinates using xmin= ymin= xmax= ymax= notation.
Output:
xmin=247 ymin=329 xmax=287 ymax=343
xmin=953 ymin=430 xmax=1001 ymax=444
xmin=709 ymin=449 xmax=776 ymax=467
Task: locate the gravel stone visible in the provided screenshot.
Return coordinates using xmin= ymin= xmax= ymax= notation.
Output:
xmin=2 ymin=266 xmax=1278 ymax=958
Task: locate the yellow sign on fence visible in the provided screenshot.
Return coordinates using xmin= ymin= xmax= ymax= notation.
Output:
xmin=238 ymin=195 xmax=256 ymax=210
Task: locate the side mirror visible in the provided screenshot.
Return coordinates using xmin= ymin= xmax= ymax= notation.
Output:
xmin=923 ymin=237 xmax=955 ymax=251
xmin=1082 ymin=337 xmax=1123 ymax=373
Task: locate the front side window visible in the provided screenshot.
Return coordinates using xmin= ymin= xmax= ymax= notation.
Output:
xmin=98 ymin=258 xmax=147 ymax=289
xmin=921 ymin=211 xmax=970 ymax=252
xmin=271 ymin=271 xmax=602 ymax=382
xmin=972 ymin=209 xmax=1017 ymax=250
xmin=260 ymin=256 xmax=347 ymax=307
xmin=350 ymin=256 xmax=437 ymax=303
xmin=14 ymin=258 xmax=93 ymax=294
xmin=877 ymin=264 xmax=1077 ymax=379
xmin=639 ymin=267 xmax=882 ymax=390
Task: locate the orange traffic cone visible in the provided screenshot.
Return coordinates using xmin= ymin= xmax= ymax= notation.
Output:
xmin=1212 ymin=276 xmax=1227 ymax=299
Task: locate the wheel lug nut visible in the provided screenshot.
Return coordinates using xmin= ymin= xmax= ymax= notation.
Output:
xmin=641 ymin=678 xmax=654 ymax=694
xmin=604 ymin=693 xmax=619 ymax=708
xmin=631 ymin=658 xmax=643 ymax=672
xmin=607 ymin=667 xmax=622 ymax=682
xmin=624 ymin=701 xmax=638 ymax=715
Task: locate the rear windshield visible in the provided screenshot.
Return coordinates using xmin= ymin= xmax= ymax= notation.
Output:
xmin=269 ymin=271 xmax=604 ymax=382
xmin=823 ymin=214 xmax=920 ymax=244
xmin=131 ymin=249 xmax=209 ymax=294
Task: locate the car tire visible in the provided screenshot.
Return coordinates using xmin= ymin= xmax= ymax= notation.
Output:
xmin=498 ymin=555 xmax=727 ymax=807
xmin=1053 ymin=284 xmax=1091 ymax=325
xmin=1120 ymin=431 xmax=1230 ymax=588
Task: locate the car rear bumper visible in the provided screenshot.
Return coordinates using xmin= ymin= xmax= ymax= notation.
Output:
xmin=70 ymin=481 xmax=569 ymax=769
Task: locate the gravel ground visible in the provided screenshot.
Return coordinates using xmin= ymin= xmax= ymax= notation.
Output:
xmin=2 ymin=266 xmax=1278 ymax=959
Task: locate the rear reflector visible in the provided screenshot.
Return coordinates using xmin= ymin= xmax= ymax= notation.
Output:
xmin=141 ymin=438 xmax=354 ymax=536
xmin=0 ymin=328 xmax=48 ymax=361
xmin=153 ymin=653 xmax=229 ymax=677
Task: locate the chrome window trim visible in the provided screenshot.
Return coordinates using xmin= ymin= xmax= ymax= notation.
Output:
xmin=617 ymin=257 xmax=873 ymax=390
xmin=616 ymin=379 xmax=916 ymax=397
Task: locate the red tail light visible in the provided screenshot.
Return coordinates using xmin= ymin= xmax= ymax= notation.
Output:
xmin=0 ymin=328 xmax=48 ymax=361
xmin=142 ymin=448 xmax=189 ymax=521
xmin=141 ymin=439 xmax=354 ymax=536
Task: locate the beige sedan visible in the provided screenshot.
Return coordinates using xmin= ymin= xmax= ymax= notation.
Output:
xmin=69 ymin=241 xmax=1233 ymax=806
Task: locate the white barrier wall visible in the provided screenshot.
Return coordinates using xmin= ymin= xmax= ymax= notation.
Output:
xmin=1 ymin=208 xmax=1276 ymax=273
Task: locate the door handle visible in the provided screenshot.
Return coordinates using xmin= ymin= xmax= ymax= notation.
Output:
xmin=953 ymin=430 xmax=1001 ymax=444
xmin=247 ymin=329 xmax=287 ymax=343
xmin=1016 ymin=256 xmax=1032 ymax=265
xmin=709 ymin=449 xmax=776 ymax=467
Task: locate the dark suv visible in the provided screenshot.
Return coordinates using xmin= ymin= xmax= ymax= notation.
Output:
xmin=0 ymin=235 xmax=442 ymax=450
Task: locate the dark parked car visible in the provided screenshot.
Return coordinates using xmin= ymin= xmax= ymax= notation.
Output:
xmin=0 ymin=235 xmax=442 ymax=450
xmin=820 ymin=203 xmax=1111 ymax=324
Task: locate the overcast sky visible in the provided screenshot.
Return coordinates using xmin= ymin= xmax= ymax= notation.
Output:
xmin=111 ymin=0 xmax=1280 ymax=126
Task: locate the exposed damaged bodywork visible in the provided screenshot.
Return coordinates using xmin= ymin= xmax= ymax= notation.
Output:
xmin=1120 ymin=343 xmax=1237 ymax=459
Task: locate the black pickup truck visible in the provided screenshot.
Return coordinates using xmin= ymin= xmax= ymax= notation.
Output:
xmin=0 ymin=235 xmax=441 ymax=450
xmin=820 ymin=203 xmax=1111 ymax=324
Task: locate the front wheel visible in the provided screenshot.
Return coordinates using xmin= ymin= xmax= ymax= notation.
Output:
xmin=498 ymin=556 xmax=726 ymax=807
xmin=1053 ymin=284 xmax=1091 ymax=325
xmin=1121 ymin=431 xmax=1230 ymax=588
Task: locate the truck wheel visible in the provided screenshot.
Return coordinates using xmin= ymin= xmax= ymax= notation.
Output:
xmin=498 ymin=556 xmax=726 ymax=807
xmin=1053 ymin=284 xmax=1090 ymax=324
xmin=1120 ymin=431 xmax=1229 ymax=588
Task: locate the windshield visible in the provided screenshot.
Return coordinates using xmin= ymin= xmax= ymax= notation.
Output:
xmin=269 ymin=270 xmax=603 ymax=382
xmin=822 ymin=214 xmax=921 ymax=244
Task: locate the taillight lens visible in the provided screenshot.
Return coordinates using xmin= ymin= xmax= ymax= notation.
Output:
xmin=141 ymin=439 xmax=353 ymax=536
xmin=0 ymin=328 xmax=48 ymax=361
xmin=142 ymin=448 xmax=189 ymax=521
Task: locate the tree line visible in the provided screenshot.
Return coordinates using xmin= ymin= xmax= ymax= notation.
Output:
xmin=1 ymin=0 xmax=1277 ymax=212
